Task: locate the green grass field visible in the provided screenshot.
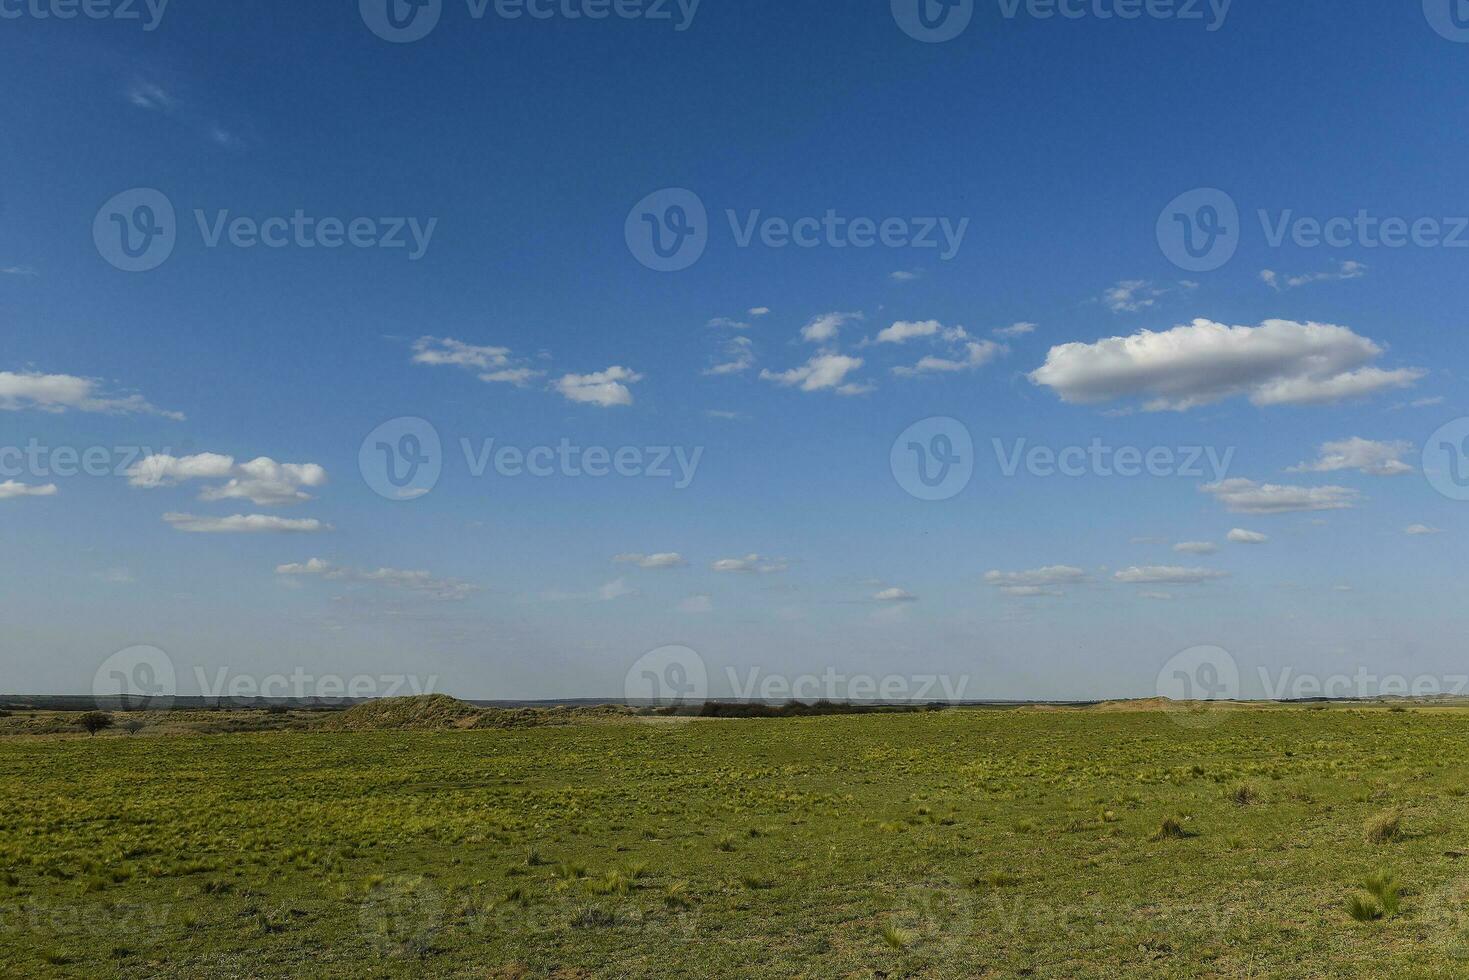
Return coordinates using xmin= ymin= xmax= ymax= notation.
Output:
xmin=4 ymin=705 xmax=1469 ymax=977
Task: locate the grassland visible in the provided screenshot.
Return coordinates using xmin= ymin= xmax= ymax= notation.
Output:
xmin=3 ymin=703 xmax=1469 ymax=977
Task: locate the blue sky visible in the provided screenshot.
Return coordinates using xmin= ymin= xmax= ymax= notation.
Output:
xmin=2 ymin=0 xmax=1466 ymax=702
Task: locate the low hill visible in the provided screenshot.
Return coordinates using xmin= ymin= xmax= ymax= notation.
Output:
xmin=320 ymin=694 xmax=481 ymax=731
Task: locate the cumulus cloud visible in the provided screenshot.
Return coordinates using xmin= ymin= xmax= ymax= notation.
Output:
xmin=1288 ymin=437 xmax=1414 ymax=476
xmin=760 ymin=354 xmax=867 ymax=395
xmin=873 ymin=587 xmax=917 ymax=602
xmin=893 ymin=341 xmax=1004 ymax=377
xmin=0 ymin=370 xmax=183 ymax=419
xmin=129 ymin=454 xmax=327 ymax=506
xmin=995 ymin=322 xmax=1037 ymax=338
xmin=875 ymin=320 xmax=950 ymax=344
xmin=1173 ymin=541 xmax=1218 ymax=555
xmin=710 ymin=554 xmax=789 ymax=574
xmin=1405 ymin=524 xmax=1444 ymax=536
xmin=1029 ymin=319 xmax=1423 ymax=411
xmin=0 ymin=480 xmax=58 ymax=500
xmin=1201 ymin=479 xmax=1359 ymax=514
xmin=704 ymin=336 xmax=755 ymax=376
xmin=613 ymin=552 xmax=688 ymax=569
xmin=164 ymin=513 xmax=331 ymax=534
xmin=1227 ymin=528 xmax=1270 ymax=544
xmin=554 ymin=366 xmax=643 ymax=407
xmin=748 ymin=307 xmax=771 ymax=317
xmin=412 ymin=337 xmax=542 ymax=387
xmin=800 ymin=312 xmax=863 ymax=343
xmin=1114 ymin=566 xmax=1228 ymax=584
xmin=1260 ymin=260 xmax=1367 ymax=292
xmin=276 ymin=558 xmax=476 ymax=600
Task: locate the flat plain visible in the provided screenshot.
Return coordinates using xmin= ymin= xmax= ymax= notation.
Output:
xmin=3 ymin=701 xmax=1469 ymax=977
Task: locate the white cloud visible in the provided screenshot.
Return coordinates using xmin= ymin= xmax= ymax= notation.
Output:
xmin=1173 ymin=541 xmax=1218 ymax=555
xmin=0 ymin=370 xmax=182 ymax=419
xmin=411 ymin=337 xmax=541 ymax=387
xmin=985 ymin=566 xmax=1089 ymax=589
xmin=679 ymin=594 xmax=714 ymax=614
xmin=1289 ymin=437 xmax=1413 ymax=476
xmin=998 ymin=585 xmax=1064 ymax=598
xmin=707 ymin=317 xmax=750 ymax=331
xmin=1201 ymin=479 xmax=1360 ymax=514
xmin=994 ymin=322 xmax=1037 ymax=338
xmin=761 ymin=354 xmax=866 ymax=394
xmin=1227 ymin=528 xmax=1270 ymax=544
xmin=554 ymin=366 xmax=643 ymax=407
xmin=893 ymin=341 xmax=1005 ymax=377
xmin=800 ymin=312 xmax=862 ymax=343
xmin=128 ymin=80 xmax=177 ymax=111
xmin=704 ymin=336 xmax=755 ymax=376
xmin=1 ymin=265 xmax=38 ymax=278
xmin=704 ymin=410 xmax=746 ymax=420
xmin=164 ymin=513 xmax=331 ymax=534
xmin=873 ymin=587 xmax=917 ymax=602
xmin=1030 ymin=319 xmax=1423 ymax=411
xmin=0 ymin=480 xmax=58 ymax=500
xmin=875 ymin=320 xmax=946 ymax=344
xmin=1405 ymin=524 xmax=1444 ymax=536
xmin=748 ymin=307 xmax=771 ymax=317
xmin=1100 ymin=280 xmax=1194 ymax=314
xmin=1261 ymin=260 xmax=1367 ymax=292
xmin=597 ymin=577 xmax=638 ymax=601
xmin=613 ymin=552 xmax=688 ymax=569
xmin=710 ymin=554 xmax=789 ymax=574
xmin=276 ymin=558 xmax=476 ymax=600
xmin=1114 ymin=566 xmax=1228 ymax=584
xmin=129 ymin=454 xmax=327 ymax=506
xmin=889 ymin=270 xmax=922 ymax=282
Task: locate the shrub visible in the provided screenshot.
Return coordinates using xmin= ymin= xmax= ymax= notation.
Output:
xmin=1150 ymin=816 xmax=1194 ymax=841
xmin=1364 ymin=810 xmax=1403 ymax=844
xmin=1229 ymin=783 xmax=1259 ymax=806
xmin=77 ymin=712 xmax=113 ymax=736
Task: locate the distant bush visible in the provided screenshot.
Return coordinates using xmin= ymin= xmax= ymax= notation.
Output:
xmin=121 ymin=719 xmax=145 ymax=736
xmin=77 ymin=712 xmax=113 ymax=736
